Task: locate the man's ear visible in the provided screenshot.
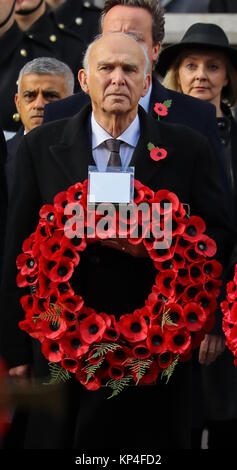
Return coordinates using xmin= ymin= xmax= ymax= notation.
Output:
xmin=141 ymin=73 xmax=151 ymax=97
xmin=14 ymin=94 xmax=20 ymax=113
xmin=78 ymin=69 xmax=89 ymax=94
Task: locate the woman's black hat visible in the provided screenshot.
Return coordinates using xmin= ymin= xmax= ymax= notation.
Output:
xmin=157 ymin=22 xmax=237 ymax=76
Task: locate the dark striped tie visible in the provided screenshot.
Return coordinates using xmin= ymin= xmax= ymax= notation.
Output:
xmin=105 ymin=139 xmax=122 ymax=167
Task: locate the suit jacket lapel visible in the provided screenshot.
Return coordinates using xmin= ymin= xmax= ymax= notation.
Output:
xmin=49 ymin=104 xmax=95 ymax=185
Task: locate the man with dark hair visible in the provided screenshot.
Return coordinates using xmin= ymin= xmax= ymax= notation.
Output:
xmin=0 ymin=0 xmax=100 ymax=134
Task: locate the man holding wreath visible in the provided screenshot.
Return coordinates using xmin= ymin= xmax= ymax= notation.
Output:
xmin=0 ymin=32 xmax=234 ymax=449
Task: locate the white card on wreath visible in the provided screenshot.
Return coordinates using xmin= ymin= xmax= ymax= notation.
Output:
xmin=88 ymin=166 xmax=134 ymax=203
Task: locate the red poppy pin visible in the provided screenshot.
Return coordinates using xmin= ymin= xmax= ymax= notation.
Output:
xmin=154 ymin=100 xmax=172 ymax=120
xmin=147 ymin=142 xmax=167 ymax=162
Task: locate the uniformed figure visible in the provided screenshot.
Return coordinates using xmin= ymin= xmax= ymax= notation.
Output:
xmin=0 ymin=0 xmax=101 ymax=133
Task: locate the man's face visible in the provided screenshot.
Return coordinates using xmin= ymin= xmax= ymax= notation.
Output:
xmin=78 ymin=33 xmax=150 ymax=121
xmin=102 ymin=5 xmax=161 ymax=74
xmin=15 ymin=73 xmax=68 ymax=133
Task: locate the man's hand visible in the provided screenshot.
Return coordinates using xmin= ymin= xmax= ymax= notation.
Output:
xmin=102 ymin=238 xmax=149 ymax=258
xmin=8 ymin=364 xmax=32 ymax=386
xmin=198 ymin=333 xmax=226 ymax=365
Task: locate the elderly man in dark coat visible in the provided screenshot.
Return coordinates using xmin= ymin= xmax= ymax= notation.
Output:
xmin=0 ymin=32 xmax=235 ymax=450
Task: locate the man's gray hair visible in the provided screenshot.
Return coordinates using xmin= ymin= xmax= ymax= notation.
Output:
xmin=17 ymin=57 xmax=75 ymax=95
xmin=82 ymin=32 xmax=151 ymax=79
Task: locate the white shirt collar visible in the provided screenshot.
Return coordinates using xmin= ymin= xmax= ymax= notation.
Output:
xmin=91 ymin=112 xmax=140 ymax=150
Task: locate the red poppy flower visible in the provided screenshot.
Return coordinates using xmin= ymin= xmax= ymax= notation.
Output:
xmin=39 ymin=230 xmax=63 ymax=258
xmin=132 ymin=343 xmax=151 ymax=359
xmin=16 ymin=271 xmax=38 ymax=288
xmin=195 ymin=234 xmax=217 ymax=257
xmin=149 ymin=241 xmax=176 ymax=262
xmin=188 ymin=263 xmax=205 ymax=284
xmin=155 ymin=269 xmax=177 ymax=298
xmin=134 ymin=180 xmax=154 ymax=204
xmin=16 ymin=253 xmax=37 ymax=276
xmin=166 ymin=328 xmax=191 ymax=354
xmin=196 ymin=292 xmax=217 ymax=316
xmin=41 ymin=338 xmax=64 ymax=362
xmin=60 ymin=331 xmax=89 ymax=359
xmin=164 ymin=303 xmax=184 ymax=330
xmin=79 ymin=374 xmax=101 ymax=391
xmin=19 ymin=317 xmax=45 ymax=342
xmin=79 ymin=313 xmax=106 ymax=344
xmin=103 ymin=326 xmax=120 ymax=341
xmin=146 ymin=297 xmax=165 ymax=320
xmin=61 ymin=358 xmax=79 ymax=373
xmin=118 ymin=312 xmax=148 ymax=343
xmin=153 ymin=190 xmax=179 ymax=215
xmin=106 ymin=345 xmax=131 ymax=366
xmin=202 ymin=260 xmax=223 ymax=279
xmin=39 ymin=204 xmax=57 ymax=225
xmin=224 ymin=325 xmax=237 ymax=356
xmin=177 ymin=267 xmax=191 ymax=286
xmin=108 ymin=364 xmax=125 ymax=380
xmin=66 ymin=181 xmax=88 ymax=211
xmin=133 ymin=359 xmax=159 ymax=385
xmin=48 ymin=258 xmax=74 ymax=283
xmin=204 ymin=278 xmax=222 ymax=297
xmin=157 ymin=351 xmax=174 ymax=369
xmin=35 ymin=220 xmax=53 ymax=243
xmin=154 ymin=102 xmax=168 ymax=116
xmin=40 ymin=316 xmax=67 ymax=340
xmin=150 ymin=146 xmax=167 ymax=162
xmin=53 ymin=190 xmax=68 ymax=212
xmin=147 ymin=325 xmax=166 ymax=353
xmin=183 ymin=216 xmax=206 ymax=242
xmin=226 ymin=281 xmax=237 ymax=302
xmin=183 ymin=283 xmax=202 ymax=303
xmin=154 ymin=258 xmax=178 ymax=272
xmin=184 ymin=246 xmax=205 ymax=264
xmin=183 ymin=302 xmax=206 ymax=331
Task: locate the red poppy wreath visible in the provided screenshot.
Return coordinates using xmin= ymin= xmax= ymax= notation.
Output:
xmin=17 ymin=179 xmax=222 ymax=397
xmin=221 ymin=265 xmax=237 ymax=365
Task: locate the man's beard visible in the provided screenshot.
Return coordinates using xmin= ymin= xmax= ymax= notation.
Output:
xmin=15 ymin=0 xmax=44 ymax=15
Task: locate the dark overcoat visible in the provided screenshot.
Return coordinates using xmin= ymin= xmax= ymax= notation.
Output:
xmin=0 ymin=105 xmax=234 ymax=449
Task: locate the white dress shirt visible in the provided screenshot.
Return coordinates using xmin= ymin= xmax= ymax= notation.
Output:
xmin=91 ymin=112 xmax=140 ymax=171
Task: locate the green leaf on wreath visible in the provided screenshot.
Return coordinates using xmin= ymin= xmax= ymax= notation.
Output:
xmin=106 ymin=375 xmax=133 ymax=399
xmin=37 ymin=302 xmax=65 ymax=327
xmin=161 ymin=354 xmax=179 ymax=384
xmin=163 ymin=99 xmax=172 ymax=109
xmin=82 ymin=359 xmax=104 ymax=383
xmin=147 ymin=142 xmax=155 ymax=151
xmin=87 ymin=342 xmax=122 ymax=361
xmin=44 ymin=362 xmax=71 ymax=385
xmin=124 ymin=357 xmax=153 ymax=385
xmin=161 ymin=308 xmax=177 ymax=331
